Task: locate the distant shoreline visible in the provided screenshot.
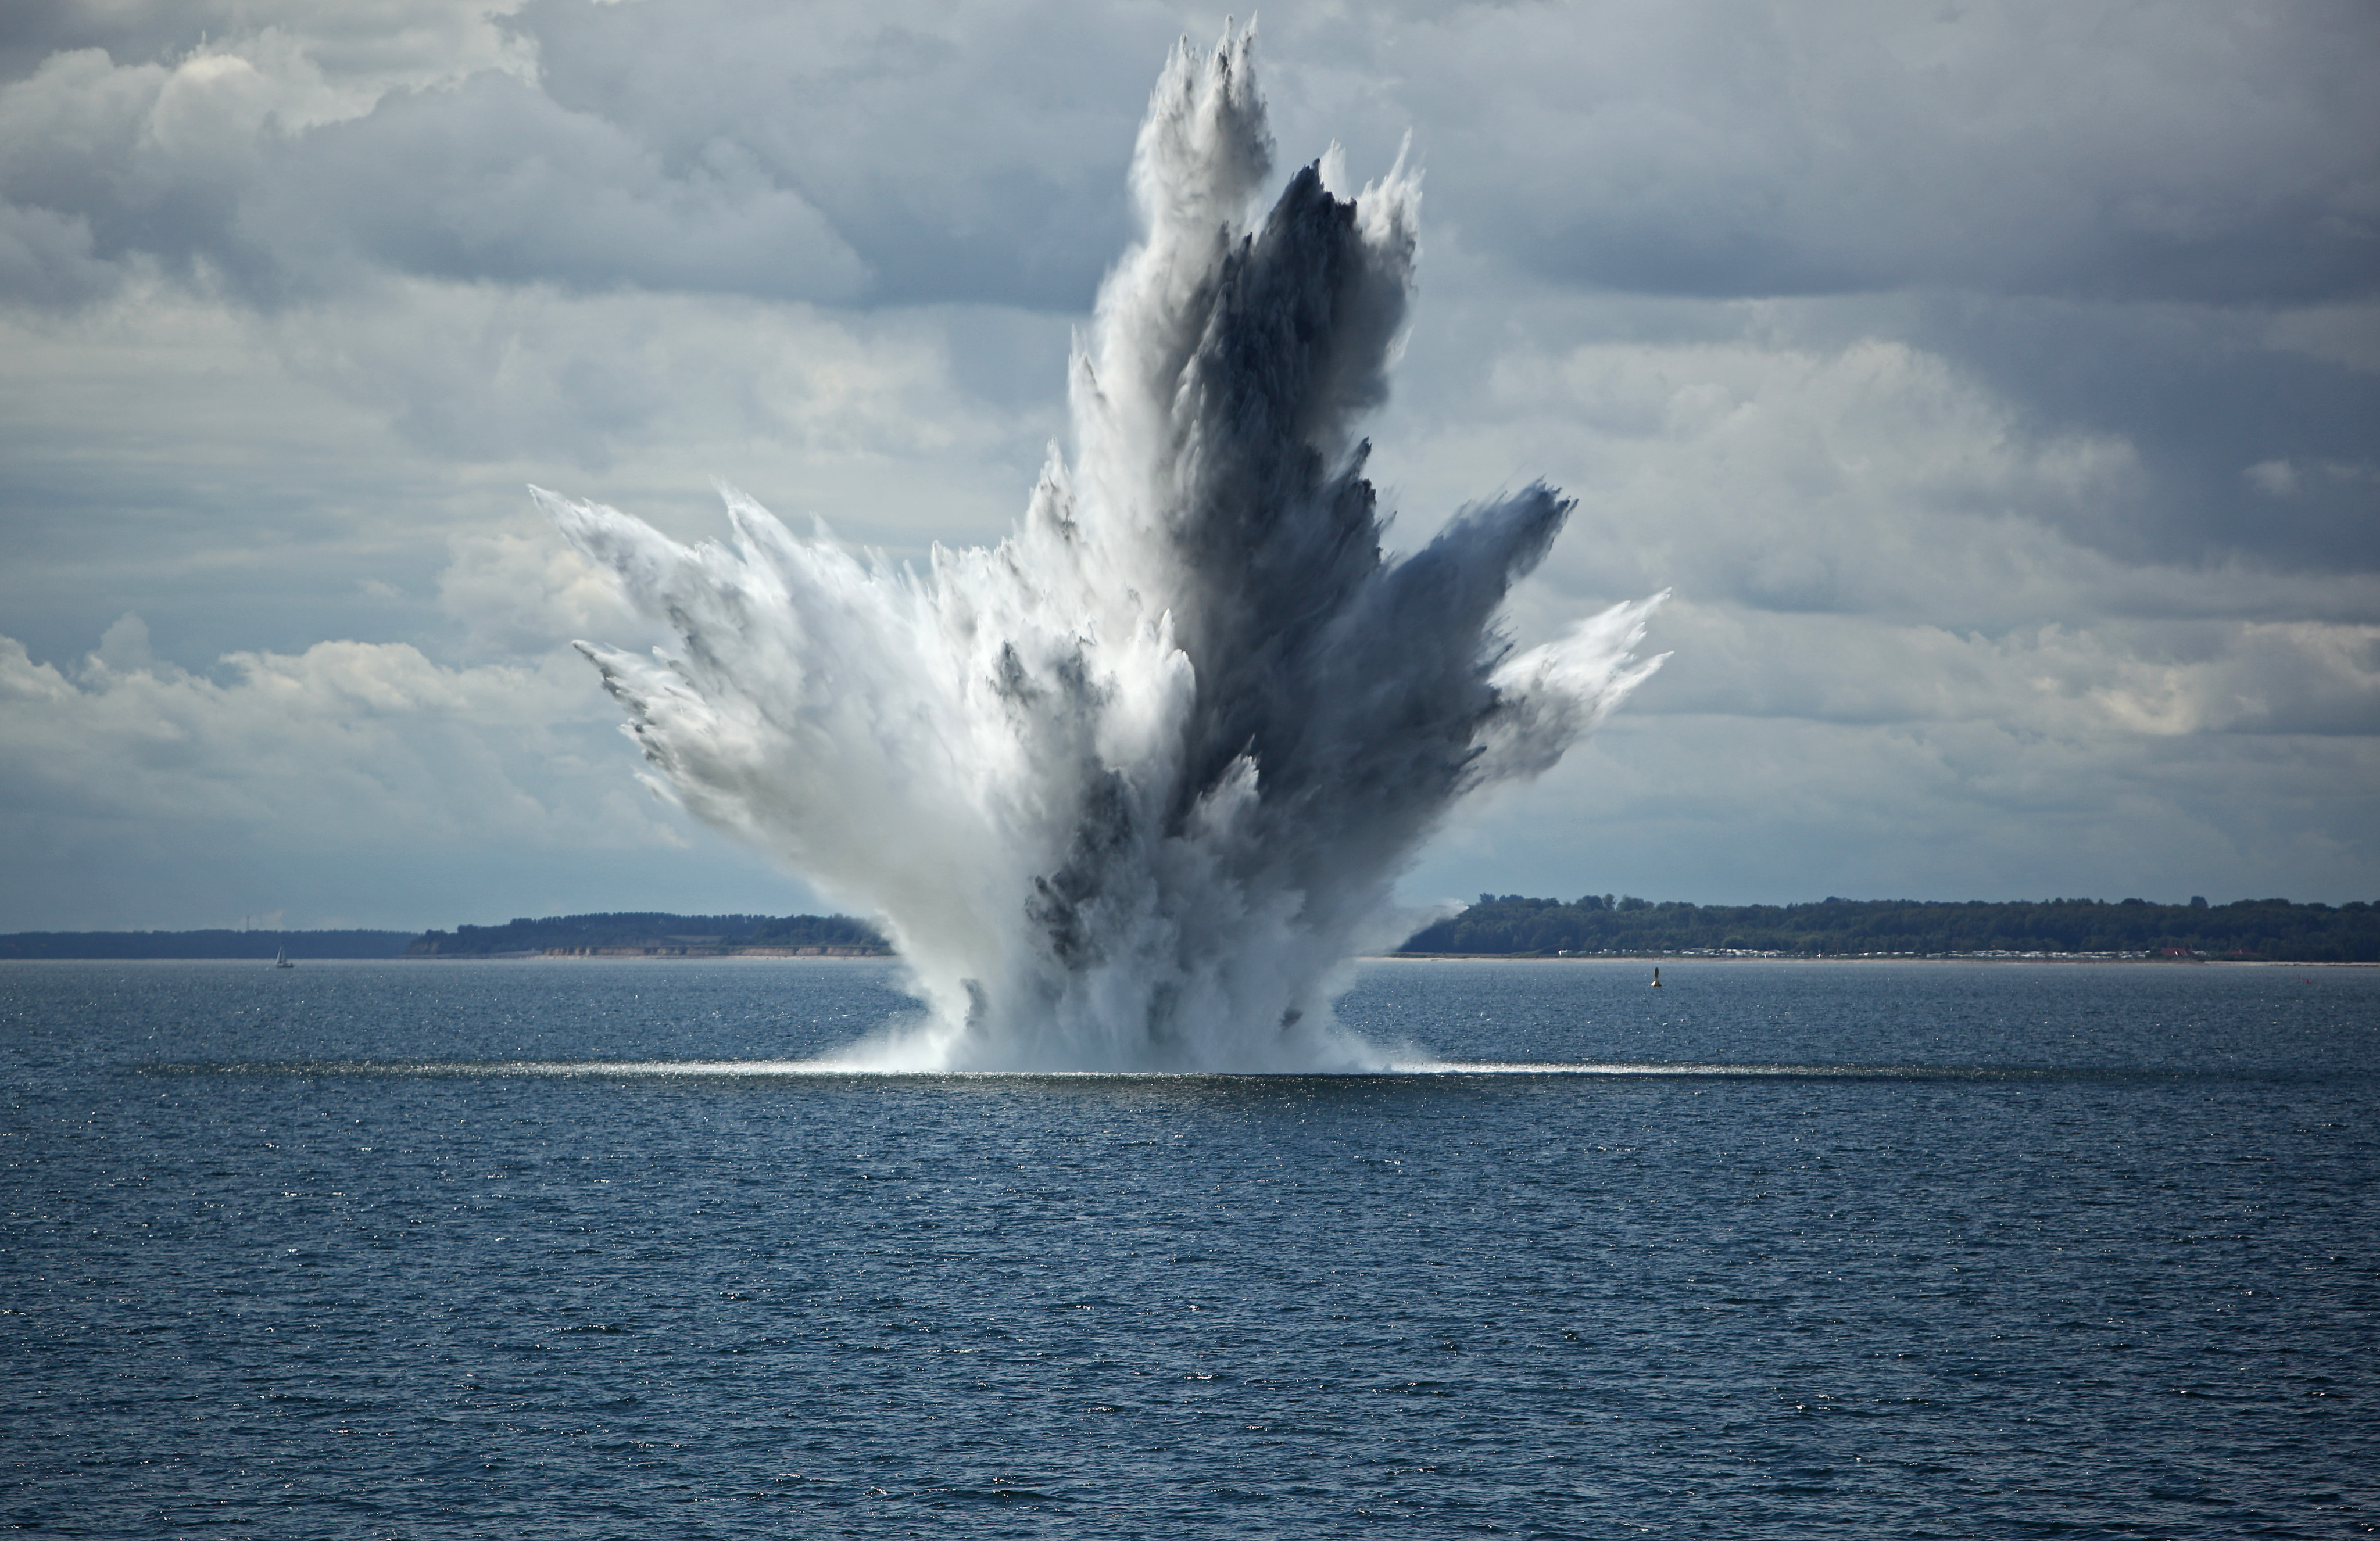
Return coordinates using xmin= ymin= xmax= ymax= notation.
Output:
xmin=398 ymin=949 xmax=2361 ymax=963
xmin=414 ymin=946 xmax=891 ymax=960
xmin=1375 ymin=952 xmax=2377 ymax=966
xmin=10 ymin=891 xmax=2371 ymax=967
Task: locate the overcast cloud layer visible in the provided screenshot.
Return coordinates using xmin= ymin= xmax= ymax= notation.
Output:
xmin=1 ymin=0 xmax=2374 ymax=931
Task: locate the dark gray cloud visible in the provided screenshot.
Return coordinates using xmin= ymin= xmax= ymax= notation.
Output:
xmin=6 ymin=2 xmax=2372 ymax=315
xmin=1893 ymin=295 xmax=2380 ymax=574
xmin=0 ymin=1 xmax=1176 ymax=310
xmin=0 ymin=0 xmax=181 ymax=85
xmin=1386 ymin=1 xmax=2380 ymax=306
xmin=516 ymin=0 xmax=1179 ymax=307
xmin=0 ymin=47 xmax=254 ymax=298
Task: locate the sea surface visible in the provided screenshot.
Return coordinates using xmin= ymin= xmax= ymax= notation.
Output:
xmin=3 ymin=957 xmax=2374 ymax=1538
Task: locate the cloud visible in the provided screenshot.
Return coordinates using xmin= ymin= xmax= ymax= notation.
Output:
xmin=1413 ymin=709 xmax=2380 ymax=909
xmin=0 ymin=0 xmax=1172 ymax=312
xmin=438 ymin=525 xmax=639 ymax=658
xmin=0 ymin=36 xmax=862 ymax=307
xmin=256 ymin=278 xmax=1037 ymax=476
xmin=2083 ymin=621 xmax=2380 ymax=738
xmin=2266 ymin=301 xmax=2380 ymax=374
xmin=1362 ymin=1 xmax=2380 ymax=305
xmin=0 ymin=196 xmax=110 ymax=303
xmin=0 ymin=38 xmax=369 ymax=302
xmin=1358 ymin=276 xmax=2380 ymax=904
xmin=0 ymin=0 xmax=534 ymax=93
xmin=1631 ymin=605 xmax=2380 ymax=739
xmin=8 ymin=3 xmax=2375 ymax=314
xmin=516 ymin=0 xmax=1170 ymax=308
xmin=1888 ymin=293 xmax=2380 ymax=572
xmin=0 ymin=623 xmax=838 ymax=929
xmin=256 ymin=70 xmax=866 ymax=303
xmin=0 ymin=0 xmax=2372 ymax=922
xmin=1380 ymin=324 xmax=2149 ymax=626
xmin=0 ymin=627 xmax=645 ymax=841
xmin=94 ymin=611 xmax=152 ymax=671
xmin=0 ymin=273 xmax=1063 ymax=682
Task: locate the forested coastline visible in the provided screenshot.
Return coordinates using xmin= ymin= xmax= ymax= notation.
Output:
xmin=1397 ymin=894 xmax=2379 ymax=962
xmin=403 ymin=912 xmax=890 ymax=956
xmin=0 ymin=913 xmax=889 ymax=959
xmin=11 ymin=896 xmax=2374 ymax=962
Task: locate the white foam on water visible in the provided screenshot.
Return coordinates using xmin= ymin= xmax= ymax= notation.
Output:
xmin=173 ymin=1059 xmax=2062 ymax=1081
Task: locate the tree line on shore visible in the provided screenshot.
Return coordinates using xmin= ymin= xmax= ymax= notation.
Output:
xmin=403 ymin=912 xmax=890 ymax=956
xmin=10 ymin=895 xmax=2375 ymax=962
xmin=1396 ymin=894 xmax=2379 ymax=962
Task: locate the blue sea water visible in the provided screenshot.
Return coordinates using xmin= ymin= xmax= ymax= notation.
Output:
xmin=3 ymin=957 xmax=2374 ymax=1538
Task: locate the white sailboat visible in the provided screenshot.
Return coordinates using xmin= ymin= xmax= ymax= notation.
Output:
xmin=274 ymin=946 xmax=294 ymax=969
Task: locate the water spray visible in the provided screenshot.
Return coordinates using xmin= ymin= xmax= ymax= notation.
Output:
xmin=536 ymin=27 xmax=1665 ymax=1070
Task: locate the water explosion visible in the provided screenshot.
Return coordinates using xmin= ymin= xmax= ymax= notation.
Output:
xmin=535 ymin=30 xmax=1665 ymax=1071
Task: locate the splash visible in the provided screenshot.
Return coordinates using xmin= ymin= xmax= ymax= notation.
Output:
xmin=534 ymin=29 xmax=1665 ymax=1071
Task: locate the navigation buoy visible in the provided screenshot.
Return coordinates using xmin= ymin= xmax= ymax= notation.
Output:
xmin=1651 ymin=966 xmax=1661 ymax=988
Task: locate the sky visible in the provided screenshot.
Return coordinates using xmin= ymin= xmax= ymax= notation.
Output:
xmin=1 ymin=0 xmax=2375 ymax=933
